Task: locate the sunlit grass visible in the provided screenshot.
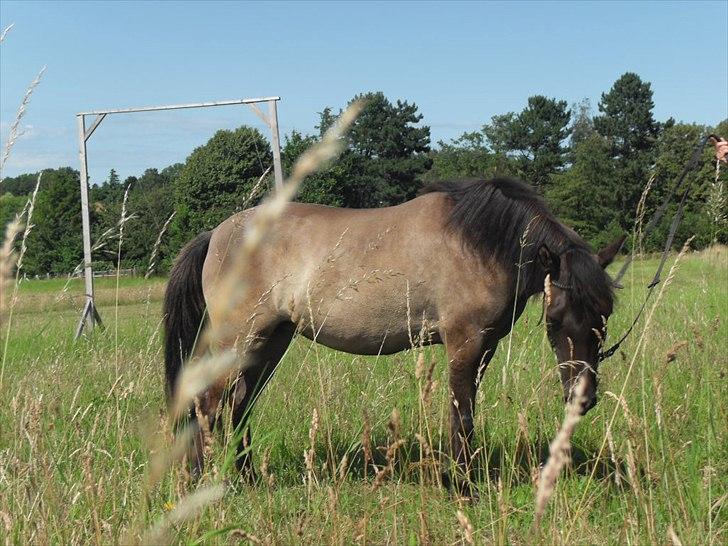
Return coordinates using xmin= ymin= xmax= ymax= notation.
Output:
xmin=0 ymin=248 xmax=725 ymax=544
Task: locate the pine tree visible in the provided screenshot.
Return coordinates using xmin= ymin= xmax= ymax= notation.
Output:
xmin=593 ymin=73 xmax=659 ymax=227
xmin=316 ymin=92 xmax=432 ymax=208
xmin=484 ymin=95 xmax=572 ymax=189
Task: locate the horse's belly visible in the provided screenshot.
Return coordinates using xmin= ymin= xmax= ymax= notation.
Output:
xmin=294 ymin=294 xmax=440 ymax=355
xmin=299 ymin=328 xmax=413 ymax=355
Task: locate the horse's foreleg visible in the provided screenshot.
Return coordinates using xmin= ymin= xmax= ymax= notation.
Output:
xmin=444 ymin=328 xmax=496 ymax=498
xmin=448 ymin=363 xmax=477 ymax=490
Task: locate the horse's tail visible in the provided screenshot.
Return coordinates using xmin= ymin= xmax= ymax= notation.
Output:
xmin=164 ymin=230 xmax=212 ymax=403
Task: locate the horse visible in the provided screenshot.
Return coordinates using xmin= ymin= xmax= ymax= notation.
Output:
xmin=163 ymin=177 xmax=623 ymax=495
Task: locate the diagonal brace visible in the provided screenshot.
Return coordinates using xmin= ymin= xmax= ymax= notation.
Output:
xmin=84 ymin=113 xmax=107 ymax=141
xmin=246 ymin=103 xmax=270 ymax=127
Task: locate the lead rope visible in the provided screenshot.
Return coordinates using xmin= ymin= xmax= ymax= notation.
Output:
xmin=598 ymin=134 xmax=718 ymax=362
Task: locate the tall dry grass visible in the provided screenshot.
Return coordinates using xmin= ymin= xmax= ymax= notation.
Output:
xmin=2 ymin=242 xmax=725 ymax=544
xmin=0 ymin=66 xmax=46 ymax=178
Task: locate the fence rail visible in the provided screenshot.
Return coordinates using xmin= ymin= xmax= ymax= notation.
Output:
xmin=26 ymin=268 xmax=138 ymax=280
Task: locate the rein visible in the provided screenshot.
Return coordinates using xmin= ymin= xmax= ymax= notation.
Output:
xmin=596 ymin=133 xmax=718 ymax=362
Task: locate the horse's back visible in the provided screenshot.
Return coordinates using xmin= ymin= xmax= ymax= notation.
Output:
xmin=201 ymin=193 xmax=501 ymax=354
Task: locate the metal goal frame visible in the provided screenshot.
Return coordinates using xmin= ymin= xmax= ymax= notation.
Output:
xmin=75 ymin=96 xmax=283 ymax=339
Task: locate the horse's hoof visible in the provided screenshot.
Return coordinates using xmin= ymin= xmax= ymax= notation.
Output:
xmin=234 ymin=468 xmax=258 ymax=486
xmin=453 ymin=483 xmax=480 ymax=503
xmin=455 ymin=487 xmax=480 ymax=504
xmin=442 ymin=472 xmax=479 ymax=502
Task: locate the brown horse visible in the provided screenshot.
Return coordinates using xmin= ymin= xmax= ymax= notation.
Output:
xmin=164 ymin=177 xmax=622 ymax=494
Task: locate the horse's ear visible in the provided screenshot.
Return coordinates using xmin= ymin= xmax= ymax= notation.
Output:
xmin=597 ymin=235 xmax=627 ymax=268
xmin=538 ymin=244 xmax=559 ymax=273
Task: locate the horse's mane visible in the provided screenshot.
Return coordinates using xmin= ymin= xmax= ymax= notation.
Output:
xmin=420 ymin=177 xmax=614 ymax=313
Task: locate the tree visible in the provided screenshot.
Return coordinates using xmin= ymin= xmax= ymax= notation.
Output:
xmin=0 ymin=172 xmax=38 ymax=196
xmin=90 ymin=169 xmax=125 ymax=204
xmin=426 ymin=132 xmax=513 ymax=182
xmin=86 ymin=164 xmax=181 ymax=270
xmin=281 ymin=130 xmax=344 ymax=206
xmin=1 ymin=192 xmax=28 ymax=231
xmin=171 ymin=126 xmax=272 ymax=247
xmin=123 ymin=168 xmax=177 ymax=269
xmin=594 ymin=73 xmax=659 ymax=159
xmin=23 ymin=168 xmax=83 ymax=275
xmin=593 ymin=73 xmax=660 ymax=227
xmin=569 ymin=98 xmax=595 ymax=150
xmin=317 ymin=92 xmax=432 ymax=208
xmin=484 ymin=95 xmax=572 ymax=188
xmin=89 ymin=170 xmax=133 ymax=268
xmin=547 ymin=134 xmax=622 ymax=249
xmin=646 ymin=121 xmax=727 ymax=249
xmin=706 ymin=119 xmax=728 ymax=244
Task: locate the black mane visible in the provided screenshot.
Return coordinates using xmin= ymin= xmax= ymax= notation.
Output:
xmin=420 ymin=177 xmax=614 ymax=313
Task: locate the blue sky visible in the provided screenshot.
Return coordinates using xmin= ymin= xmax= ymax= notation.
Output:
xmin=1 ymin=0 xmax=726 ymax=184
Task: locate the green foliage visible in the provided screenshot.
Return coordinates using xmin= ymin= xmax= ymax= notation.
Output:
xmin=593 ymin=73 xmax=660 ymax=228
xmin=3 ymin=83 xmax=726 ymax=276
xmin=282 ymin=130 xmax=344 ymax=206
xmin=23 ymin=168 xmax=83 ymax=276
xmin=123 ymin=167 xmax=177 ymax=270
xmin=89 ymin=169 xmax=130 ymax=267
xmin=483 ymin=95 xmax=572 ymax=188
xmin=594 ymin=72 xmax=659 ymax=159
xmin=569 ymin=98 xmax=596 ymax=151
xmin=547 ymin=134 xmax=621 ymax=249
xmin=426 ymin=132 xmax=513 ymax=182
xmin=318 ymin=92 xmax=432 ymax=207
xmin=171 ymin=126 xmax=272 ymax=248
xmin=90 ymin=168 xmax=125 ymax=204
xmin=645 ymin=121 xmax=728 ymax=249
xmin=0 ymin=172 xmax=38 ymax=196
xmin=0 ymin=192 xmax=28 ymax=230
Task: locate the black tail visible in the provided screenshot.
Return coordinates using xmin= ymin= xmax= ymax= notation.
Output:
xmin=164 ymin=231 xmax=212 ymax=402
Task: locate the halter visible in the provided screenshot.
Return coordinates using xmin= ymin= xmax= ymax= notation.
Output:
xmin=549 ymin=279 xmax=572 ymax=291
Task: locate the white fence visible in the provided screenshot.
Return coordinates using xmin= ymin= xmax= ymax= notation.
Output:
xmin=27 ymin=268 xmax=138 ymax=281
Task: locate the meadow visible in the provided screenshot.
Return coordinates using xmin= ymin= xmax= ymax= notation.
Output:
xmin=1 ymin=249 xmax=726 ymax=545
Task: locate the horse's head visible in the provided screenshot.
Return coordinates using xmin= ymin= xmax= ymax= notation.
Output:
xmin=538 ymin=237 xmax=624 ymax=415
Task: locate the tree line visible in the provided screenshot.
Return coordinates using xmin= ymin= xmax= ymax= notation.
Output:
xmin=2 ymin=72 xmax=726 ymax=276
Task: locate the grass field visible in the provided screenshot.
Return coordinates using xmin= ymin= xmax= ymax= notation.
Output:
xmin=1 ymin=249 xmax=726 ymax=545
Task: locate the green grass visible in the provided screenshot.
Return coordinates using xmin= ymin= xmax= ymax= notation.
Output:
xmin=1 ymin=249 xmax=726 ymax=544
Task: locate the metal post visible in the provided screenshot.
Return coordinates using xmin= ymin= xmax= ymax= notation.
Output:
xmin=75 ymin=114 xmax=102 ymax=339
xmin=268 ymin=100 xmax=284 ymax=189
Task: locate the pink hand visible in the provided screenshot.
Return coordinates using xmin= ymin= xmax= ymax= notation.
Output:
xmin=711 ymin=137 xmax=728 ymax=164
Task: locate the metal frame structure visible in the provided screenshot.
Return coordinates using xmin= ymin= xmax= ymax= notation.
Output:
xmin=75 ymin=96 xmax=283 ymax=339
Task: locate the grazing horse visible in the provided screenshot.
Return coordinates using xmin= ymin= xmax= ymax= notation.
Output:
xmin=164 ymin=177 xmax=622 ymax=494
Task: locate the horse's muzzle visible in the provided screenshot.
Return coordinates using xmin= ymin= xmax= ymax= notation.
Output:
xmin=581 ymin=393 xmax=597 ymax=415
xmin=565 ymin=391 xmax=598 ymax=415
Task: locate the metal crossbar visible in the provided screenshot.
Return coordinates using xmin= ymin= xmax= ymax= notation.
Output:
xmin=77 ymin=96 xmax=280 ymax=116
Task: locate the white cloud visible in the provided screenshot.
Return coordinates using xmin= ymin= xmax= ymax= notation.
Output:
xmin=1 ymin=150 xmax=70 ymax=175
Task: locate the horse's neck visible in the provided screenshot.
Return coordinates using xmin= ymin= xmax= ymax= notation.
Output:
xmin=516 ymin=261 xmax=547 ymax=302
xmin=495 ymin=265 xmax=545 ymax=330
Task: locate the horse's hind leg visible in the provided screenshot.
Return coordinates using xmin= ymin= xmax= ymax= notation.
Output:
xmin=228 ymin=321 xmax=295 ymax=480
xmin=183 ymin=319 xmax=294 ymax=481
xmin=186 ymin=375 xmax=227 ymax=480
